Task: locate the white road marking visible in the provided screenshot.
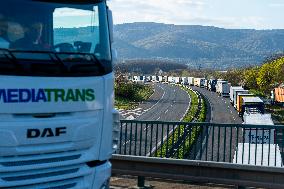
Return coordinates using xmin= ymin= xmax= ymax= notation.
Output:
xmin=143 ymin=84 xmax=166 ymax=113
xmin=165 ymin=109 xmax=169 ymax=114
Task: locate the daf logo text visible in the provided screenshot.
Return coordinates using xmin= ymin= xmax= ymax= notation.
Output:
xmin=27 ymin=127 xmax=67 ymax=138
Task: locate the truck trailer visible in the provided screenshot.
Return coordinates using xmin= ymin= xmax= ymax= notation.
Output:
xmin=234 ymin=113 xmax=280 ymax=166
xmin=208 ymin=79 xmax=217 ymax=92
xmin=230 ymin=86 xmax=243 ymax=104
xmin=243 ymin=113 xmax=274 ymax=144
xmin=181 ymin=77 xmax=188 ymax=85
xmin=233 ymin=90 xmax=249 ymax=109
xmin=271 ymin=87 xmax=284 ymax=104
xmin=233 ymin=143 xmax=282 ymax=167
xmin=188 ymin=77 xmax=195 ymax=86
xmin=194 ymin=78 xmax=205 ymax=87
xmin=216 ymin=80 xmax=230 ymax=97
xmin=0 ymin=0 xmax=118 ymax=188
xmin=236 ymin=93 xmax=255 ymax=113
xmin=174 ymin=77 xmax=181 ymax=84
xmin=239 ymin=97 xmax=265 ymax=117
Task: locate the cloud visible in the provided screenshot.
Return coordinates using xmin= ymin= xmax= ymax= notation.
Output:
xmin=108 ymin=0 xmax=267 ymax=29
xmin=109 ymin=0 xmax=206 ymax=24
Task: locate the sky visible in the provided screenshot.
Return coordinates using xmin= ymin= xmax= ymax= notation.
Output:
xmin=108 ymin=0 xmax=284 ymax=29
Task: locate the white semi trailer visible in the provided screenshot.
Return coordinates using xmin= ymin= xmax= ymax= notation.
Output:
xmin=216 ymin=80 xmax=230 ymax=97
xmin=230 ymin=86 xmax=243 ymax=104
xmin=233 ymin=143 xmax=282 ymax=167
xmin=234 ymin=113 xmax=281 ymax=167
xmin=233 ymin=89 xmax=249 ymax=109
xmin=0 ymin=0 xmax=118 ymax=188
xmin=188 ymin=77 xmax=195 ymax=86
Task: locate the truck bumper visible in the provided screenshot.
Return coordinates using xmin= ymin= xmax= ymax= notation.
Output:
xmin=0 ymin=161 xmax=111 ymax=189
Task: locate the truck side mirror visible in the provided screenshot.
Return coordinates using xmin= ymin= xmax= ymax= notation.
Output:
xmin=107 ymin=9 xmax=114 ymax=43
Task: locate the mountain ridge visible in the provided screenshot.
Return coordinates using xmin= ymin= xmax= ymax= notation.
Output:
xmin=113 ymin=22 xmax=284 ymax=69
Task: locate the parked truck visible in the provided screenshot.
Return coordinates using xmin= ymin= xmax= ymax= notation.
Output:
xmin=204 ymin=79 xmax=209 ymax=89
xmin=239 ymin=97 xmax=265 ymax=117
xmin=188 ymin=77 xmax=195 ymax=86
xmin=168 ymin=76 xmax=174 ymax=83
xmin=0 ymin=0 xmax=117 ymax=188
xmin=243 ymin=113 xmax=274 ymax=144
xmin=174 ymin=77 xmax=181 ymax=84
xmin=208 ymin=79 xmax=217 ymax=92
xmin=271 ymin=87 xmax=284 ymax=105
xmin=230 ymin=86 xmax=243 ymax=104
xmin=233 ymin=143 xmax=282 ymax=167
xmin=234 ymin=113 xmax=280 ymax=167
xmin=181 ymin=77 xmax=188 ymax=85
xmin=233 ymin=90 xmax=249 ymax=109
xmin=236 ymin=93 xmax=255 ymax=113
xmin=216 ymin=80 xmax=230 ymax=97
xmin=194 ymin=78 xmax=205 ymax=87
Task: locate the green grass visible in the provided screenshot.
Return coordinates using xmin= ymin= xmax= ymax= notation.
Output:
xmin=156 ymin=85 xmax=207 ymax=158
xmin=249 ymin=89 xmax=266 ymax=98
xmin=115 ymin=83 xmax=154 ymax=110
xmin=266 ymin=104 xmax=284 ymax=124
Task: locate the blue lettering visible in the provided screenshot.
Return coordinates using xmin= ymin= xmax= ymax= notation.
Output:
xmin=0 ymin=89 xmax=7 ymax=103
xmin=31 ymin=89 xmax=36 ymax=102
xmin=36 ymin=89 xmax=47 ymax=102
xmin=19 ymin=89 xmax=31 ymax=102
xmin=7 ymin=89 xmax=18 ymax=103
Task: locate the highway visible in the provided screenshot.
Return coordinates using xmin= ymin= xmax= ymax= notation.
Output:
xmin=189 ymin=86 xmax=242 ymax=162
xmin=118 ymin=83 xmax=191 ymax=156
xmin=138 ymin=83 xmax=190 ymax=121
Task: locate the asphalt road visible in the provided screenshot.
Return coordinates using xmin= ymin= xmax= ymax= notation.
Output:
xmin=118 ymin=83 xmax=191 ymax=156
xmin=137 ymin=83 xmax=190 ymax=121
xmin=189 ymin=86 xmax=242 ymax=162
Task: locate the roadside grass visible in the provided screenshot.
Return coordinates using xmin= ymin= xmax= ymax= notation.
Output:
xmin=156 ymin=85 xmax=206 ymax=159
xmin=115 ymin=83 xmax=154 ymax=110
xmin=266 ymin=104 xmax=284 ymax=124
xmin=249 ymin=89 xmax=267 ymax=98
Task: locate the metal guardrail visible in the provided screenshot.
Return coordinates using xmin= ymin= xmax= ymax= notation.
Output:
xmin=116 ymin=120 xmax=284 ymax=167
xmin=111 ymin=155 xmax=284 ymax=189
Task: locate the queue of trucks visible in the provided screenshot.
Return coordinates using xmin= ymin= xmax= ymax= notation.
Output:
xmin=130 ymin=75 xmax=283 ymax=166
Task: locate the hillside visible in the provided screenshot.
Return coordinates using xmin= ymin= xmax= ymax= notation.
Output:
xmin=53 ymin=22 xmax=284 ymax=69
xmin=113 ymin=22 xmax=284 ymax=69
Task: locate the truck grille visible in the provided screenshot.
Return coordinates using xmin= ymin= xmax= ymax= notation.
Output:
xmin=0 ymin=151 xmax=91 ymax=188
xmin=0 ymin=150 xmax=83 ymax=169
xmin=5 ymin=177 xmax=83 ymax=189
xmin=0 ymin=164 xmax=92 ymax=188
xmin=2 ymin=168 xmax=79 ymax=181
xmin=1 ymin=155 xmax=81 ymax=167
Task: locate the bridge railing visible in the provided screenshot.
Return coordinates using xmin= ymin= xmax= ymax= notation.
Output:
xmin=116 ymin=120 xmax=284 ymax=167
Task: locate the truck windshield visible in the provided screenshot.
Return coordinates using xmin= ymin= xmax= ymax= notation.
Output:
xmin=0 ymin=0 xmax=112 ymax=76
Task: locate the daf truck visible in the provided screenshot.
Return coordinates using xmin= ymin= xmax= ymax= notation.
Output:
xmin=0 ymin=0 xmax=118 ymax=188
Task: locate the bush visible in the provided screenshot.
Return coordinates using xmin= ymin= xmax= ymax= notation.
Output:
xmin=115 ymin=83 xmax=153 ymax=109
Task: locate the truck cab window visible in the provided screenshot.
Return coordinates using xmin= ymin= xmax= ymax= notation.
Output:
xmin=0 ymin=0 xmax=112 ymax=76
xmin=53 ymin=7 xmax=99 ymax=54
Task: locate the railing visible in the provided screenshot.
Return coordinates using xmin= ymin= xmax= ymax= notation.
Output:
xmin=116 ymin=120 xmax=284 ymax=167
xmin=111 ymin=155 xmax=284 ymax=189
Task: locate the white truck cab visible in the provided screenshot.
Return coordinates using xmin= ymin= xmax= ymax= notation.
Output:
xmin=0 ymin=0 xmax=118 ymax=188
